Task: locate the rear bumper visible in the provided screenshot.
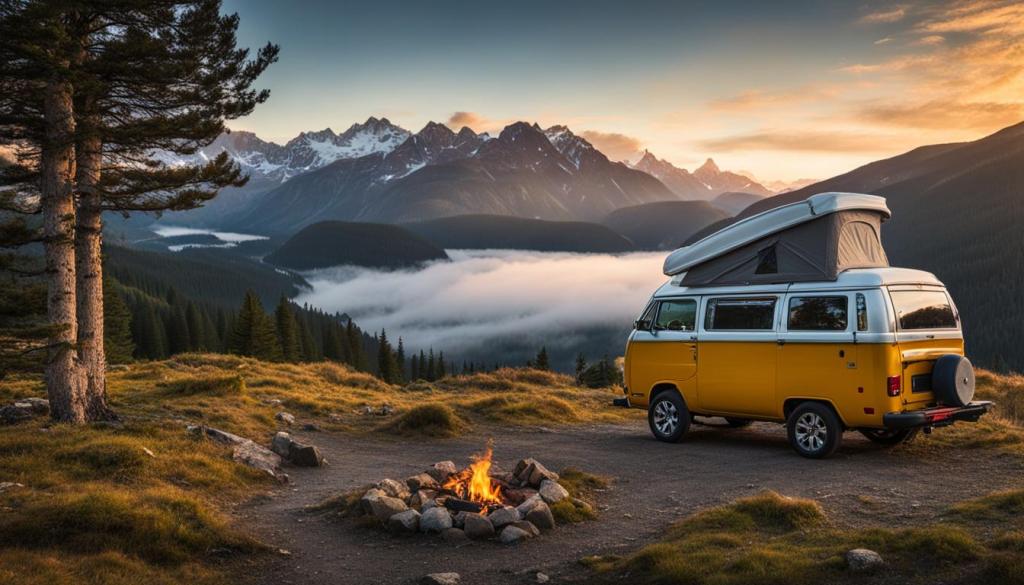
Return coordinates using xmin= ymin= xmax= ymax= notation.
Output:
xmin=883 ymin=401 xmax=993 ymax=430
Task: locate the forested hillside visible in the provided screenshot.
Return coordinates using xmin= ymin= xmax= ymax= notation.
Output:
xmin=404 ymin=215 xmax=635 ymax=253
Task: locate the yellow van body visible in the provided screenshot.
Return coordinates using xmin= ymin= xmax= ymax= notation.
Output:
xmin=622 ymin=267 xmax=989 ymax=453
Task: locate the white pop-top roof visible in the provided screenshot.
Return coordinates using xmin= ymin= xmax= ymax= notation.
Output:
xmin=653 ymin=267 xmax=943 ymax=298
xmin=662 ymin=192 xmax=891 ymax=276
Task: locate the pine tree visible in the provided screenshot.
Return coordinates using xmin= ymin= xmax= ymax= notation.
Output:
xmin=376 ymin=329 xmax=396 ymax=383
xmin=274 ymin=297 xmax=301 ymax=362
xmin=345 ymin=319 xmax=366 ymax=370
xmin=297 ymin=313 xmax=318 ymax=362
xmin=575 ymin=352 xmax=587 ymax=385
xmin=410 ymin=353 xmax=420 ymax=381
xmin=102 ymin=279 xmax=133 ymax=364
xmin=167 ymin=306 xmax=191 ymax=355
xmin=535 ymin=346 xmax=551 ymax=371
xmin=437 ymin=351 xmax=447 ymax=380
xmin=427 ymin=349 xmax=436 ymax=382
xmin=323 ymin=324 xmax=344 ymax=362
xmin=134 ymin=303 xmax=167 ymax=360
xmin=229 ymin=291 xmax=281 ymax=361
xmin=185 ymin=302 xmax=206 ymax=351
xmin=395 ymin=337 xmax=406 ymax=383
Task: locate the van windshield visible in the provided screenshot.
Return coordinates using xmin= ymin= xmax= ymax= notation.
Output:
xmin=890 ymin=290 xmax=958 ymax=330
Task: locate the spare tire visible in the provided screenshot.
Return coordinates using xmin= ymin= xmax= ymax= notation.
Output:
xmin=932 ymin=354 xmax=975 ymax=407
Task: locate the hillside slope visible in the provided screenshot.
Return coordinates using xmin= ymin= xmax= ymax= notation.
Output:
xmin=265 ymin=221 xmax=449 ymax=270
xmin=691 ymin=121 xmax=1024 ymax=371
xmin=601 ymin=201 xmax=729 ymax=251
xmin=404 ymin=215 xmax=636 ymax=253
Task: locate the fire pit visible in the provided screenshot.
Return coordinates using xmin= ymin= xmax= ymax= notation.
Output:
xmin=357 ymin=442 xmax=583 ymax=544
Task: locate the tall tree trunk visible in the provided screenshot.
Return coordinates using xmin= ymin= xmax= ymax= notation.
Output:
xmin=75 ymin=116 xmax=115 ymax=420
xmin=41 ymin=72 xmax=86 ymax=423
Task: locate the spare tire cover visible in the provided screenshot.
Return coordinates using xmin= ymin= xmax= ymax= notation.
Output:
xmin=932 ymin=354 xmax=975 ymax=407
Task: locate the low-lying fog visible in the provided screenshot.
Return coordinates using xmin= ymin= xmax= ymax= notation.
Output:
xmin=295 ymin=250 xmax=667 ymax=370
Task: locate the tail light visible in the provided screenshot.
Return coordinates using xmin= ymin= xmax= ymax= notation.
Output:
xmin=887 ymin=375 xmax=902 ymax=397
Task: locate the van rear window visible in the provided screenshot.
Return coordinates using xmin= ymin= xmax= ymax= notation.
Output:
xmin=890 ymin=290 xmax=957 ymax=330
xmin=705 ymin=298 xmax=776 ymax=330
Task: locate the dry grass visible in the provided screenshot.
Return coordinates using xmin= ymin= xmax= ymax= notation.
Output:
xmin=0 ymin=353 xmax=636 ymax=585
xmin=584 ymin=490 xmax=1011 ymax=585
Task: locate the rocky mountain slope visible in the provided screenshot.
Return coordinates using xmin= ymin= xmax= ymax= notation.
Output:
xmin=631 ymin=151 xmax=773 ymax=200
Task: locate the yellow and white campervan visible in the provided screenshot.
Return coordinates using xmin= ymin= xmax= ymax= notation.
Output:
xmin=620 ymin=193 xmax=990 ymax=458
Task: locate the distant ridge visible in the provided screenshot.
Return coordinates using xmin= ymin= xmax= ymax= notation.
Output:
xmin=403 ymin=215 xmax=636 ymax=253
xmin=264 ymin=221 xmax=449 ymax=271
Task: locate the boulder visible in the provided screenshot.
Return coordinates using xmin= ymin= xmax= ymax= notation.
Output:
xmin=406 ymin=473 xmax=439 ymax=491
xmin=420 ymin=506 xmax=454 ymax=533
xmin=388 ymin=509 xmax=421 ymax=533
xmin=462 ymin=513 xmax=495 ymax=540
xmin=487 ymin=506 xmax=520 ymax=529
xmin=499 ymin=524 xmax=533 ymax=545
xmin=516 ymin=494 xmax=543 ymax=517
xmin=231 ymin=439 xmax=286 ymax=482
xmin=275 ymin=411 xmax=295 ymax=425
xmin=427 ymin=461 xmax=457 ymax=483
xmin=539 ymin=479 xmax=569 ymax=504
xmin=14 ymin=397 xmax=49 ymax=415
xmin=377 ymin=478 xmax=411 ymax=500
xmin=188 ymin=425 xmax=247 ymax=446
xmin=421 ymin=572 xmax=460 ymax=585
xmin=0 ymin=405 xmax=33 ymax=425
xmin=846 ymin=548 xmax=884 ymax=572
xmin=269 ymin=431 xmax=324 ymax=467
xmin=360 ymin=488 xmax=387 ymax=515
xmin=368 ymin=495 xmax=408 ymax=521
xmin=524 ymin=501 xmax=555 ymax=530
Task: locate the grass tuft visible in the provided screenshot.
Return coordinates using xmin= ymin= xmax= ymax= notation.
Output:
xmin=948 ymin=489 xmax=1024 ymax=522
xmin=159 ymin=374 xmax=245 ymax=396
xmin=379 ymin=403 xmax=468 ymax=437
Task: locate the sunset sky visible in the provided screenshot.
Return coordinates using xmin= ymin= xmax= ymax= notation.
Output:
xmin=222 ymin=0 xmax=1024 ymax=183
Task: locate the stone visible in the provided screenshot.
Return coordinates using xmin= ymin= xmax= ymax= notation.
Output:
xmin=410 ymin=489 xmax=437 ymax=508
xmin=270 ymin=431 xmax=292 ymax=458
xmin=846 ymin=548 xmax=884 ymax=572
xmin=462 ymin=513 xmax=495 ymax=540
xmin=0 ymin=482 xmax=25 ymax=494
xmin=188 ymin=425 xmax=247 ymax=446
xmin=516 ymin=494 xmax=543 ymax=517
xmin=420 ymin=572 xmax=460 ymax=585
xmin=388 ymin=509 xmax=421 ymax=533
xmin=0 ymin=405 xmax=32 ymax=425
xmin=368 ymin=495 xmax=408 ymax=521
xmin=539 ymin=479 xmax=570 ymax=504
xmin=301 ymin=423 xmax=321 ymax=432
xmin=14 ymin=397 xmax=49 ymax=415
xmin=231 ymin=440 xmax=286 ymax=482
xmin=536 ymin=573 xmax=550 ymax=584
xmin=360 ymin=488 xmax=387 ymax=515
xmin=527 ymin=462 xmax=559 ymax=487
xmin=487 ymin=506 xmax=520 ymax=529
xmin=378 ymin=478 xmax=411 ymax=500
xmin=442 ymin=527 xmax=470 ymax=545
xmin=427 ymin=461 xmax=458 ymax=483
xmin=406 ymin=473 xmax=439 ymax=491
xmin=269 ymin=431 xmax=324 ymax=467
xmin=499 ymin=524 xmax=532 ymax=544
xmin=524 ymin=500 xmax=555 ymax=530
xmin=275 ymin=411 xmax=295 ymax=425
xmin=420 ymin=506 xmax=454 ymax=533
xmin=511 ymin=520 xmax=540 ymax=537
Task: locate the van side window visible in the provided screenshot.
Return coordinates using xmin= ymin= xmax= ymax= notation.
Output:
xmin=889 ymin=290 xmax=958 ymax=330
xmin=635 ymin=302 xmax=657 ymax=330
xmin=856 ymin=293 xmax=868 ymax=331
xmin=705 ymin=298 xmax=776 ymax=330
xmin=788 ymin=296 xmax=848 ymax=331
xmin=655 ymin=300 xmax=697 ymax=331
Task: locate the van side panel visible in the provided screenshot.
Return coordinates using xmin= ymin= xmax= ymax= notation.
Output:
xmin=698 ymin=340 xmax=777 ymax=416
xmin=625 ymin=336 xmax=698 ymax=408
xmin=776 ymin=340 xmax=861 ymax=422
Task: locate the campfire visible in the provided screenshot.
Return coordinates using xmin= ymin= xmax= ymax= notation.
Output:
xmin=357 ymin=441 xmax=585 ymax=544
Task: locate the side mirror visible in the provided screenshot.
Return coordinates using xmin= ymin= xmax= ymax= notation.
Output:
xmin=634 ymin=319 xmax=650 ymax=331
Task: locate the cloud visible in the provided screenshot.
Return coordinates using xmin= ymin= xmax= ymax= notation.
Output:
xmin=699 ymin=130 xmax=899 ymax=153
xmin=295 ymin=250 xmax=665 ymax=360
xmin=859 ymin=6 xmax=908 ymax=24
xmin=874 ymin=37 xmax=893 ymax=45
xmin=446 ymin=111 xmax=489 ymax=131
xmin=855 ymin=100 xmax=1024 ymax=130
xmin=913 ymin=34 xmax=945 ymax=45
xmin=578 ymin=130 xmax=644 ymax=161
xmin=708 ymin=86 xmax=840 ymax=112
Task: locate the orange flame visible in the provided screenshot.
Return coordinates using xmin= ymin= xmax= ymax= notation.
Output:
xmin=443 ymin=442 xmax=503 ymax=505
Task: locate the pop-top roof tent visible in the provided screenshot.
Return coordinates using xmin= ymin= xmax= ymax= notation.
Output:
xmin=663 ymin=192 xmax=891 ymax=286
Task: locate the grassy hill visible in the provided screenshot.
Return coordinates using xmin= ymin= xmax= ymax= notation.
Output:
xmin=601 ymin=201 xmax=729 ymax=251
xmin=265 ymin=221 xmax=449 ymax=271
xmin=404 ymin=214 xmax=636 ymax=253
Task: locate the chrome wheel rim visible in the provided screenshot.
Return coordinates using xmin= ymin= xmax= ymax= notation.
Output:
xmin=653 ymin=400 xmax=679 ymax=436
xmin=795 ymin=412 xmax=828 ymax=452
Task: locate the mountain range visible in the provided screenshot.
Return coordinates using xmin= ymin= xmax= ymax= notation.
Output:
xmin=148 ymin=117 xmax=771 ymax=235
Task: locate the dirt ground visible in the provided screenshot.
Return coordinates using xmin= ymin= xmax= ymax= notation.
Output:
xmin=238 ymin=419 xmax=1024 ymax=585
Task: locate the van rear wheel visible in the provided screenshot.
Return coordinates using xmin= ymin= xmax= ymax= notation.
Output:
xmin=859 ymin=428 xmax=919 ymax=445
xmin=648 ymin=391 xmax=690 ymax=443
xmin=787 ymin=402 xmax=843 ymax=458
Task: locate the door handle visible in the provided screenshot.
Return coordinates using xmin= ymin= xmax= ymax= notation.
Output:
xmin=777 ymin=339 xmax=786 ymax=346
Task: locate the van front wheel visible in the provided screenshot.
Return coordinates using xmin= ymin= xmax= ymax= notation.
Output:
xmin=648 ymin=391 xmax=690 ymax=443
xmin=787 ymin=402 xmax=843 ymax=458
